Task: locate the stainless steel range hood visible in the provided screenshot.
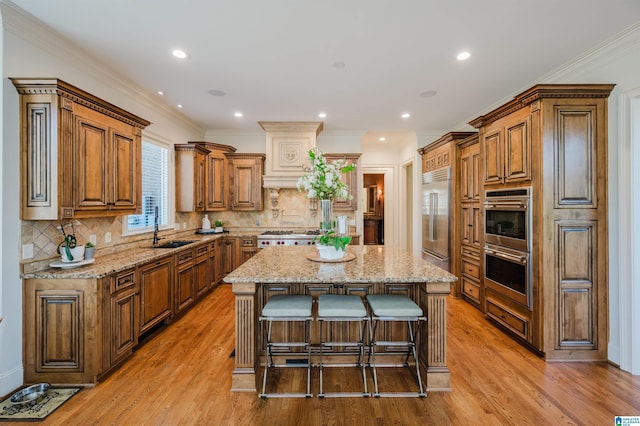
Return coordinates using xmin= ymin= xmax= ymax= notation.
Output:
xmin=259 ymin=121 xmax=324 ymax=188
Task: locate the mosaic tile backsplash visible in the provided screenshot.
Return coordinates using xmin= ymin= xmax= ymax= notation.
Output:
xmin=21 ymin=188 xmax=355 ymax=273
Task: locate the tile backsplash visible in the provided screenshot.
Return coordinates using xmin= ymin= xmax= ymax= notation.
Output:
xmin=20 ymin=188 xmax=355 ymax=273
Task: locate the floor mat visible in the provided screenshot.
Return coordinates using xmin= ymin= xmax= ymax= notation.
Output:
xmin=0 ymin=387 xmax=81 ymax=421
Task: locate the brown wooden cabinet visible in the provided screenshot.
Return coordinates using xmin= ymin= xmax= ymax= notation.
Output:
xmin=238 ymin=236 xmax=258 ymax=264
xmin=221 ymin=237 xmax=238 ymax=277
xmin=175 ymin=144 xmax=209 ymax=212
xmin=138 ymin=256 xmax=173 ymax=334
xmin=226 ymin=153 xmax=265 ymax=211
xmin=325 ymin=153 xmax=361 ymax=211
xmin=470 ymin=84 xmax=614 ymax=360
xmin=107 ymin=269 xmax=139 ymax=368
xmin=174 ymin=249 xmax=196 ymax=314
xmin=12 ymin=78 xmax=149 ymax=220
xmin=194 ymin=244 xmax=211 ymax=298
xmin=191 ymin=142 xmax=236 ymax=211
xmin=480 ymin=108 xmax=531 ymax=185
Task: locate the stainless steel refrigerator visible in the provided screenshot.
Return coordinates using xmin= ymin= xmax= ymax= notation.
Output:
xmin=421 ymin=167 xmax=451 ymax=271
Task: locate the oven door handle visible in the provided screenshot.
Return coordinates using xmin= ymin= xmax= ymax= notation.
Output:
xmin=485 ymin=247 xmax=527 ymax=264
xmin=485 ymin=201 xmax=527 ymax=209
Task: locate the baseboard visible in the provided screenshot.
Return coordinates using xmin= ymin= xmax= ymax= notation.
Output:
xmin=0 ymin=365 xmax=23 ymax=399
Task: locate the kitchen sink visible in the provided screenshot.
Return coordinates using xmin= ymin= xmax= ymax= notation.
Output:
xmin=154 ymin=240 xmax=195 ymax=249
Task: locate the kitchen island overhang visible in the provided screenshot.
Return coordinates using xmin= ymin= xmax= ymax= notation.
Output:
xmin=223 ymin=245 xmax=457 ymax=393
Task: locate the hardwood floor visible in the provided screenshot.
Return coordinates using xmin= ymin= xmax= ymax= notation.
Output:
xmin=11 ymin=284 xmax=640 ymax=425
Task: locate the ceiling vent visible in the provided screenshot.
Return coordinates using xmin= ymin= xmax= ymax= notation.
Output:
xmin=259 ymin=121 xmax=324 ymax=189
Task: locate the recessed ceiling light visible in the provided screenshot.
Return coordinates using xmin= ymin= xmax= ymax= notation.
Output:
xmin=177 ymin=104 xmax=183 ymax=109
xmin=379 ymin=137 xmax=386 ymax=142
xmin=401 ymin=113 xmax=411 ymax=119
xmin=456 ymin=51 xmax=471 ymax=61
xmin=208 ymin=89 xmax=226 ymax=97
xmin=318 ymin=113 xmax=327 ymax=118
xmin=234 ymin=112 xmax=243 ymax=118
xmin=419 ymin=90 xmax=437 ymax=98
xmin=157 ymin=91 xmax=164 ymax=96
xmin=172 ymin=49 xmax=189 ymax=59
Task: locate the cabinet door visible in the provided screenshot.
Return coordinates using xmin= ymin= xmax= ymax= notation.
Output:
xmin=228 ymin=156 xmax=263 ymax=211
xmin=139 ymin=257 xmax=173 ymax=334
xmin=75 ymin=115 xmax=109 ymax=211
xmin=471 ymin=147 xmax=481 ymax=201
xmin=110 ymin=130 xmax=138 ymax=211
xmin=194 ymin=245 xmax=210 ymax=298
xmin=504 ymin=116 xmax=531 ymax=182
xmin=175 ymin=251 xmax=195 ymax=314
xmin=195 ymin=150 xmax=206 ymax=212
xmin=460 ymin=153 xmax=472 ymax=202
xmin=471 ymin=205 xmax=482 ymax=247
xmin=206 ymin=154 xmax=227 ymax=210
xmin=461 ymin=205 xmax=473 ymax=245
xmin=111 ymin=288 xmax=139 ymax=365
xmin=222 ymin=238 xmax=237 ymax=276
xmin=326 ymin=154 xmax=360 ymax=211
xmin=483 ymin=129 xmax=502 ymax=184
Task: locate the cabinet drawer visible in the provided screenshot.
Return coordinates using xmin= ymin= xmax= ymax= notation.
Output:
xmin=461 ymin=245 xmax=479 ymax=259
xmin=111 ymin=268 xmax=136 ymax=294
xmin=486 ymin=299 xmax=528 ymax=341
xmin=462 ymin=260 xmax=480 ymax=279
xmin=195 ymin=244 xmax=209 ymax=259
xmin=240 ymin=237 xmax=256 ymax=247
xmin=176 ymin=250 xmax=194 ymax=265
xmin=462 ymin=278 xmax=480 ymax=302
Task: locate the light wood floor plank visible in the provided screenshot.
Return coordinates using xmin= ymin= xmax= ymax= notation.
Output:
xmin=7 ymin=283 xmax=638 ymax=425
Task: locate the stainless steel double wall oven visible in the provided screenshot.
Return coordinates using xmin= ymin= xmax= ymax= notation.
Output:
xmin=484 ymin=187 xmax=532 ymax=308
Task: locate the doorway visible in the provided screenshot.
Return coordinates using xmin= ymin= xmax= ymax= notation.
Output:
xmin=363 ymin=174 xmax=384 ymax=244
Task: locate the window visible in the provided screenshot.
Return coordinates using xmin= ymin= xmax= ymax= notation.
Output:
xmin=124 ymin=140 xmax=171 ymax=235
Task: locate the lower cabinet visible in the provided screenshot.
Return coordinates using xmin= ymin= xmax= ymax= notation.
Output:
xmin=239 ymin=236 xmax=258 ymax=265
xmin=107 ymin=268 xmax=139 ymax=368
xmin=174 ymin=250 xmax=196 ymax=315
xmin=194 ymin=244 xmax=211 ymax=298
xmin=139 ymin=256 xmax=173 ymax=335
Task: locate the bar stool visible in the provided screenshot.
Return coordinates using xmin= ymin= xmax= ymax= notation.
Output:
xmin=366 ymin=294 xmax=427 ymax=397
xmin=259 ymin=295 xmax=313 ymax=398
xmin=316 ymin=294 xmax=369 ymax=398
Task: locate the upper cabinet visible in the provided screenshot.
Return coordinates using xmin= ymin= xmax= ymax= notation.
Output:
xmin=175 ymin=142 xmax=236 ymax=212
xmin=12 ymin=78 xmax=150 ymax=220
xmin=325 ymin=153 xmax=360 ymax=211
xmin=175 ymin=144 xmax=210 ymax=212
xmin=226 ymin=153 xmax=265 ymax=211
xmin=480 ymin=109 xmax=532 ymax=185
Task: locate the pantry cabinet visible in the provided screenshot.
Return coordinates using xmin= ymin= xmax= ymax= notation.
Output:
xmin=11 ymin=78 xmax=150 ymax=220
xmin=470 ymin=84 xmax=614 ymax=360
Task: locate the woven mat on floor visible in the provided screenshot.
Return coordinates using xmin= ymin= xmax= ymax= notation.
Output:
xmin=0 ymin=387 xmax=81 ymax=421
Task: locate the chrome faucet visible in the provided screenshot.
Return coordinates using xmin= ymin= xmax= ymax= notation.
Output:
xmin=153 ymin=206 xmax=162 ymax=246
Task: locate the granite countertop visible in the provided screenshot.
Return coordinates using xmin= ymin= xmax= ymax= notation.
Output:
xmin=224 ymin=245 xmax=457 ymax=284
xmin=21 ymin=231 xmax=254 ymax=280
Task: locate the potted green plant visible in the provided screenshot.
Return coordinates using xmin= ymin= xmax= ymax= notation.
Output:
xmin=84 ymin=242 xmax=95 ymax=260
xmin=315 ymin=231 xmax=352 ymax=260
xmin=57 ymin=222 xmax=84 ymax=262
xmin=214 ymin=220 xmax=224 ymax=233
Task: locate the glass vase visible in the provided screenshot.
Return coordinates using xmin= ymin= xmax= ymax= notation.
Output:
xmin=319 ymin=199 xmax=334 ymax=233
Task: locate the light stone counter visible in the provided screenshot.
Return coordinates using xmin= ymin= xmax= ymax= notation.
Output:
xmin=224 ymin=245 xmax=457 ymax=393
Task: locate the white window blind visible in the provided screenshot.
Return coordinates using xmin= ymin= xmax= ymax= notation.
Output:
xmin=125 ymin=140 xmax=169 ymax=233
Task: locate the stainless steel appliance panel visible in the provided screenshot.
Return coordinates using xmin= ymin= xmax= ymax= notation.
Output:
xmin=421 ymin=168 xmax=451 ymax=271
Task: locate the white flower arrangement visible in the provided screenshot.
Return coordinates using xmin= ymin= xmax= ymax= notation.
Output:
xmin=296 ymin=149 xmax=355 ymax=200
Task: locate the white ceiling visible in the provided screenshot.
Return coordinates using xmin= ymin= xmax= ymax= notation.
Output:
xmin=8 ymin=0 xmax=640 ymax=140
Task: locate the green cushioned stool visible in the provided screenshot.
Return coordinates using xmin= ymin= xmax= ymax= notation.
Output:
xmin=317 ymin=294 xmax=370 ymax=398
xmin=259 ymin=295 xmax=313 ymax=398
xmin=366 ymin=294 xmax=427 ymax=397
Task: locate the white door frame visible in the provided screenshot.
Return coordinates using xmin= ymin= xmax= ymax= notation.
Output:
xmin=617 ymin=88 xmax=640 ymax=375
xmin=361 ymin=166 xmax=397 ymax=246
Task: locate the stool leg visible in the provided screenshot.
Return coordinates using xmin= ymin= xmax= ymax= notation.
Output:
xmin=368 ymin=318 xmax=381 ymax=397
xmin=358 ymin=319 xmax=369 ymax=396
xmin=408 ymin=319 xmax=426 ymax=397
xmin=318 ymin=320 xmax=324 ymax=398
xmin=305 ymin=318 xmax=312 ymax=398
xmin=260 ymin=320 xmax=273 ymax=398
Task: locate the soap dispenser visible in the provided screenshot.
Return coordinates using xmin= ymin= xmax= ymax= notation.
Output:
xmin=202 ymin=214 xmax=211 ymax=230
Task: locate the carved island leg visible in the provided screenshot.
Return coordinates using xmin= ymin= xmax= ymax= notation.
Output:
xmin=423 ymin=281 xmax=452 ymax=391
xmin=231 ymin=282 xmax=259 ymax=392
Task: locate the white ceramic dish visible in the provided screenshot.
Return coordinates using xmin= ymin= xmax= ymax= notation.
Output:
xmin=49 ymin=258 xmax=95 ymax=269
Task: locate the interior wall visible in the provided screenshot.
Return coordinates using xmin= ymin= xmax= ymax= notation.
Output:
xmin=0 ymin=4 xmax=206 ymax=395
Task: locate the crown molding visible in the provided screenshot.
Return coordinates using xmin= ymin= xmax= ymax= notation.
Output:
xmin=1 ymin=0 xmax=204 ymax=137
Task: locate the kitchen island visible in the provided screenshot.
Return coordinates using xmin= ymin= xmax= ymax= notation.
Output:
xmin=223 ymin=245 xmax=457 ymax=393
